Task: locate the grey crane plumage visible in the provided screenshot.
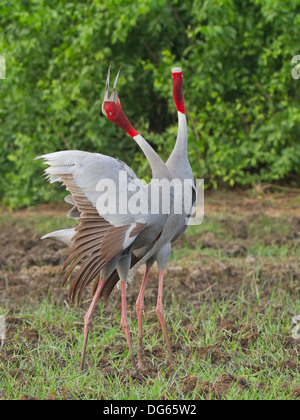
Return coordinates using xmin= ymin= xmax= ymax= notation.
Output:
xmin=39 ymin=67 xmax=195 ymax=370
xmin=129 ymin=67 xmax=195 ymax=367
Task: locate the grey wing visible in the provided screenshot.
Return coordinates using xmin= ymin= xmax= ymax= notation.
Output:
xmin=38 ymin=150 xmax=151 ymax=301
xmin=38 ymin=150 xmax=150 ymax=227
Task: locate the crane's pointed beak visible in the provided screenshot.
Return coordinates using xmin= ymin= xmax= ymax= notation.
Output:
xmin=102 ymin=66 xmax=121 ymax=117
xmin=104 ymin=66 xmax=111 ymax=101
xmin=102 ymin=66 xmax=111 ymax=116
xmin=112 ymin=67 xmax=121 ymax=103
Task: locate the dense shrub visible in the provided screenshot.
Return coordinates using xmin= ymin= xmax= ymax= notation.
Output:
xmin=0 ymin=0 xmax=299 ymax=208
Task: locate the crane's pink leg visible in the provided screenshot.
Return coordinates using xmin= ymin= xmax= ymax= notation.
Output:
xmin=80 ymin=277 xmax=105 ymax=371
xmin=156 ymin=270 xmax=174 ymax=364
xmin=136 ymin=265 xmax=151 ymax=369
xmin=120 ymin=280 xmax=137 ymax=368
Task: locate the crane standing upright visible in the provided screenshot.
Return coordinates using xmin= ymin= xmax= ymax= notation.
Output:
xmin=133 ymin=67 xmax=195 ymax=368
xmin=39 ymin=67 xmax=195 ymax=370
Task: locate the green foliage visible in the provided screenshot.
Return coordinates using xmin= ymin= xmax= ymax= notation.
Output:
xmin=0 ymin=0 xmax=299 ymax=207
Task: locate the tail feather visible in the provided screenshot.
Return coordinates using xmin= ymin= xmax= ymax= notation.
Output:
xmin=41 ymin=228 xmax=75 ymax=246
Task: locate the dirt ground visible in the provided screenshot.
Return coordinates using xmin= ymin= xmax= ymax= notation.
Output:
xmin=0 ymin=189 xmax=299 ymax=399
xmin=1 ymin=189 xmax=299 ymax=305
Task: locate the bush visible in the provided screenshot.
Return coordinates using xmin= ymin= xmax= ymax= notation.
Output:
xmin=0 ymin=0 xmax=299 ymax=208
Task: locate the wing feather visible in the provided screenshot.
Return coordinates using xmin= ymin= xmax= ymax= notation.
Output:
xmin=38 ymin=150 xmax=150 ymax=302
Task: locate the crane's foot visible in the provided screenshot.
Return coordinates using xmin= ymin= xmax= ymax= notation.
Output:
xmin=121 ymin=317 xmax=137 ymax=369
xmin=136 ymin=310 xmax=146 ymax=370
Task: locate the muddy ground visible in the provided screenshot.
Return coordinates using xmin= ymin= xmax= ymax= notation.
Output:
xmin=0 ymin=189 xmax=299 ymax=399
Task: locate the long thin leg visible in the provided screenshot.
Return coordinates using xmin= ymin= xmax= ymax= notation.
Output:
xmin=136 ymin=265 xmax=151 ymax=369
xmin=156 ymin=270 xmax=174 ymax=364
xmin=80 ymin=277 xmax=105 ymax=371
xmin=120 ymin=280 xmax=137 ymax=368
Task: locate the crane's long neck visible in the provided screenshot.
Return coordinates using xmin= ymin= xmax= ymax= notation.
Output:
xmin=166 ymin=69 xmax=190 ymax=174
xmin=168 ymin=111 xmax=188 ymax=163
xmin=133 ymin=133 xmax=170 ymax=179
xmin=109 ymin=104 xmax=171 ymax=179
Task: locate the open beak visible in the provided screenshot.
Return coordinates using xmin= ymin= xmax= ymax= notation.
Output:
xmin=102 ymin=66 xmax=121 ymax=116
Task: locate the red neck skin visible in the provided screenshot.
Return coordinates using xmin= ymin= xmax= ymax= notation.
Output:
xmin=172 ymin=72 xmax=185 ymax=114
xmin=105 ymin=102 xmax=139 ymax=138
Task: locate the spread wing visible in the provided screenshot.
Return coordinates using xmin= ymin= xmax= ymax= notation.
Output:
xmin=38 ymin=150 xmax=149 ymax=301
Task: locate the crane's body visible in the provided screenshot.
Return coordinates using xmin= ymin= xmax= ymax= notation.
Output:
xmin=40 ymin=67 xmax=195 ymax=370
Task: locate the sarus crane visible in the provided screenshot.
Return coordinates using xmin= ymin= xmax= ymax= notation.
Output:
xmin=38 ymin=67 xmax=195 ymax=370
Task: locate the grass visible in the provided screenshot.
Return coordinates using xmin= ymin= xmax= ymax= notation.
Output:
xmin=0 ymin=213 xmax=76 ymax=236
xmin=1 ymin=290 xmax=299 ymax=400
xmin=0 ymin=198 xmax=299 ymax=400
